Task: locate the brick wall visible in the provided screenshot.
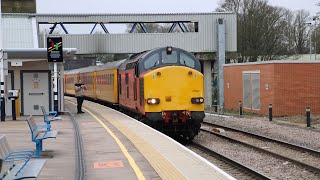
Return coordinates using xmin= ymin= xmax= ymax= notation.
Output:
xmin=274 ymin=63 xmax=320 ymax=116
xmin=224 ymin=62 xmax=320 ymax=116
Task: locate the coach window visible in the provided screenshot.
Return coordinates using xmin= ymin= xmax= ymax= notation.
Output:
xmin=144 ymin=53 xmax=160 ymax=69
xmin=162 ymin=50 xmax=177 ymax=64
xmin=180 ymin=52 xmax=195 ymax=68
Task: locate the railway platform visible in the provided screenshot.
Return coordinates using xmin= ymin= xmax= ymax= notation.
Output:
xmin=0 ymin=96 xmax=234 ymax=180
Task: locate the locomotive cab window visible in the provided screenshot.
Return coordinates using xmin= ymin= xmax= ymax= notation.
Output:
xmin=180 ymin=52 xmax=195 ymax=68
xmin=162 ymin=50 xmax=177 ymax=64
xmin=144 ymin=53 xmax=160 ymax=69
xmin=139 ymin=47 xmax=202 ymax=75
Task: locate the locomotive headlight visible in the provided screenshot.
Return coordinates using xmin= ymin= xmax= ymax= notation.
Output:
xmin=147 ymin=98 xmax=160 ymax=105
xmin=191 ymin=97 xmax=204 ymax=104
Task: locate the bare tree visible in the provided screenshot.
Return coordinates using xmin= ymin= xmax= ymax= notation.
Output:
xmin=126 ymin=23 xmax=170 ymax=33
xmin=125 ymin=22 xmax=196 ymax=33
xmin=291 ymin=10 xmax=310 ymax=54
xmin=218 ymin=0 xmax=310 ymax=62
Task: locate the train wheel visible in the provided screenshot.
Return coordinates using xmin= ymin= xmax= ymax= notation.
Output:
xmin=187 ymin=129 xmax=195 ymax=141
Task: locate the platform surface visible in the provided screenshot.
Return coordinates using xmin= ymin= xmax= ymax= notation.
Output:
xmin=0 ymin=97 xmax=234 ymax=180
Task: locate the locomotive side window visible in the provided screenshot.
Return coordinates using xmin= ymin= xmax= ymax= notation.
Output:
xmin=162 ymin=50 xmax=177 ymax=64
xmin=144 ymin=53 xmax=160 ymax=69
xmin=180 ymin=52 xmax=195 ymax=68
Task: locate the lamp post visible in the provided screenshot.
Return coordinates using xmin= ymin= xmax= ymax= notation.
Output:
xmin=310 ymin=29 xmax=312 ymax=60
xmin=305 ymin=22 xmax=312 ymax=60
xmin=312 ymin=16 xmax=319 ymax=60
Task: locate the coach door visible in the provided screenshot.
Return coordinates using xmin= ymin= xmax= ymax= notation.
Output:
xmin=22 ymin=71 xmax=51 ymax=115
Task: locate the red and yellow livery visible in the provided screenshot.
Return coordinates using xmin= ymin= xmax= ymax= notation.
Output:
xmin=65 ymin=47 xmax=205 ymax=140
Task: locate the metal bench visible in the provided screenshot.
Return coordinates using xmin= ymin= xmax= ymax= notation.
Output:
xmin=40 ymin=106 xmax=61 ymax=131
xmin=0 ymin=135 xmax=46 ymax=180
xmin=26 ymin=116 xmax=58 ymax=158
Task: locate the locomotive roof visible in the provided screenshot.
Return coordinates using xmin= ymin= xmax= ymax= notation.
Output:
xmin=65 ymin=46 xmax=199 ymax=75
xmin=64 ymin=68 xmax=82 ymax=75
xmin=80 ymin=66 xmax=99 ymax=73
xmin=65 ymin=59 xmax=126 ymax=75
xmin=65 ymin=65 xmax=97 ymax=75
xmin=95 ymin=59 xmax=126 ymax=71
xmin=118 ymin=46 xmax=196 ymax=71
xmin=119 ymin=51 xmax=149 ymax=70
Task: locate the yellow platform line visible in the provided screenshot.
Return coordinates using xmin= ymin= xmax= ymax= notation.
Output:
xmin=67 ymin=99 xmax=187 ymax=180
xmin=68 ymin=101 xmax=145 ymax=180
xmin=97 ymin=111 xmax=187 ymax=180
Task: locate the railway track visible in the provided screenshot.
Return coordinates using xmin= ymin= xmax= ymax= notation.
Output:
xmin=202 ymin=121 xmax=320 ymax=175
xmin=187 ymin=142 xmax=271 ymax=179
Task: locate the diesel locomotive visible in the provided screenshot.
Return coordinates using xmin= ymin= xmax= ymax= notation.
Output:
xmin=64 ymin=46 xmax=205 ymax=140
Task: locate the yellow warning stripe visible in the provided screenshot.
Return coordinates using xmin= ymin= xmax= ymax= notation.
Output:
xmin=102 ymin=116 xmax=187 ymax=180
xmin=69 ymin=99 xmax=187 ymax=180
xmin=68 ymin=101 xmax=145 ymax=180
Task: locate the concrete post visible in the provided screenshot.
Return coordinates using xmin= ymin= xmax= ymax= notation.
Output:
xmin=203 ymin=60 xmax=212 ymax=107
xmin=59 ymin=63 xmax=65 ymax=112
xmin=217 ymin=18 xmax=226 ymax=108
xmin=0 ymin=1 xmax=6 ymax=121
xmin=53 ymin=63 xmax=58 ymax=112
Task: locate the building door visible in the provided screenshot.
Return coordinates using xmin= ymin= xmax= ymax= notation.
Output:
xmin=22 ymin=71 xmax=50 ymax=115
xmin=242 ymin=71 xmax=261 ymax=110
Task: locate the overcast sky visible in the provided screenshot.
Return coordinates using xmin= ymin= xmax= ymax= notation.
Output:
xmin=36 ymin=0 xmax=320 ymax=34
xmin=37 ymin=0 xmax=320 ymax=15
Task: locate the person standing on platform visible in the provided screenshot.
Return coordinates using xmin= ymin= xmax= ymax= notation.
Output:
xmin=75 ymin=79 xmax=86 ymax=114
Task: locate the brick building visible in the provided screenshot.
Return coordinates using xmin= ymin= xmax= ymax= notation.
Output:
xmin=224 ymin=61 xmax=320 ymax=116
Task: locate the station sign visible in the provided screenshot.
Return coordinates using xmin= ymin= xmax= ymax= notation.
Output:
xmin=47 ymin=37 xmax=63 ymax=62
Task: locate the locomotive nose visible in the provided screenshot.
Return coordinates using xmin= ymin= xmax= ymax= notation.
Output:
xmin=144 ymin=66 xmax=204 ymax=112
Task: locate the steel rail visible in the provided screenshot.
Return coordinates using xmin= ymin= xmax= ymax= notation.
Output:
xmin=202 ymin=121 xmax=320 ymax=155
xmin=189 ymin=142 xmax=271 ymax=180
xmin=200 ymin=124 xmax=320 ymax=174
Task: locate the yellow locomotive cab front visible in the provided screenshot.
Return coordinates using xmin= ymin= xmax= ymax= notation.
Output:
xmin=144 ymin=66 xmax=204 ymax=113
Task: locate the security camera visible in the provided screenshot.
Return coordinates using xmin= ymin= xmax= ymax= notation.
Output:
xmin=66 ymin=49 xmax=71 ymax=55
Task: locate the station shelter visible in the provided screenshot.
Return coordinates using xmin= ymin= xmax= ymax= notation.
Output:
xmin=2 ymin=48 xmax=76 ymax=117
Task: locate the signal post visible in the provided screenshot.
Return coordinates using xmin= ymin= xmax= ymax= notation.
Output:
xmin=47 ymin=37 xmax=63 ymax=112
